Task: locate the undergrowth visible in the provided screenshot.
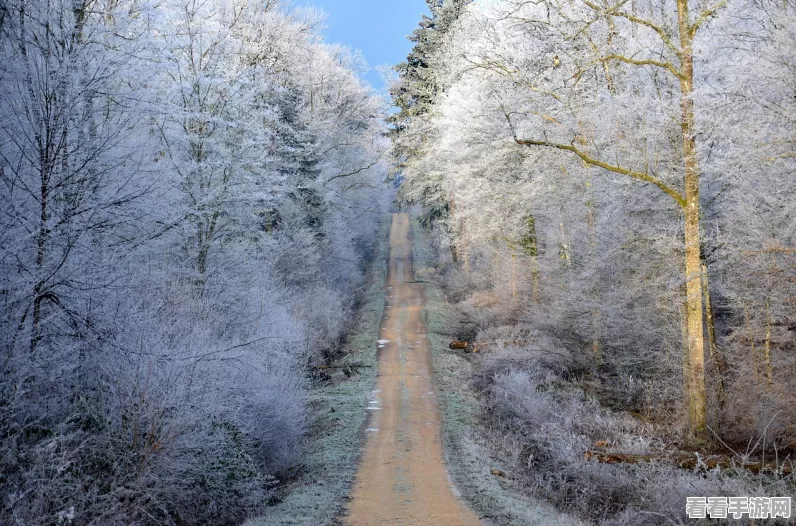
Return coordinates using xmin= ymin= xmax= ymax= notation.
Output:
xmin=411 ymin=216 xmax=583 ymax=526
xmin=245 ymin=218 xmax=390 ymax=526
xmin=411 ymin=217 xmax=795 ymax=526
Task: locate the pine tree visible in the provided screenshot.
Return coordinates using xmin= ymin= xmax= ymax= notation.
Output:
xmin=389 ymin=0 xmax=471 ymax=227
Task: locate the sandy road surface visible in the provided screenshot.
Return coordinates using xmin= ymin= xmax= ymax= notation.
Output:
xmin=345 ymin=214 xmax=482 ymax=526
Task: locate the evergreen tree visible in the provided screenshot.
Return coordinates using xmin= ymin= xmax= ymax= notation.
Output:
xmin=389 ymin=0 xmax=470 ymax=227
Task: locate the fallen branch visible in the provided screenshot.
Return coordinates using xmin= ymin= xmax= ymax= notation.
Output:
xmin=584 ymin=450 xmax=793 ymax=474
xmin=314 ymin=364 xmax=372 ymax=370
xmin=449 ymin=340 xmax=533 ymax=353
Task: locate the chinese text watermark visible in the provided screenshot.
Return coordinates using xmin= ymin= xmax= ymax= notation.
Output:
xmin=687 ymin=497 xmax=791 ymax=519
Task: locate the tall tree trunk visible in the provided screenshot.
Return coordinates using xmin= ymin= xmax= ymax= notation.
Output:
xmin=681 ymin=283 xmax=690 ymax=406
xmin=677 ymin=0 xmax=707 ymax=437
xmin=744 ymin=306 xmax=760 ymax=382
xmin=31 ymin=130 xmax=52 ymax=354
xmin=521 ymin=213 xmax=541 ymax=302
xmin=586 ymin=172 xmax=601 ymax=366
xmin=523 ymin=214 xmax=540 ymax=303
xmin=19 ymin=2 xmax=49 ymax=355
xmin=701 ymin=262 xmax=725 ymax=406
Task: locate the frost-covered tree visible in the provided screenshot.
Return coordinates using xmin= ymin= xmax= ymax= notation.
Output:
xmin=499 ymin=0 xmax=724 ymax=437
xmin=0 ymin=0 xmax=151 ymax=355
xmin=389 ymin=0 xmax=471 ymax=229
xmin=397 ymin=0 xmax=794 ymax=441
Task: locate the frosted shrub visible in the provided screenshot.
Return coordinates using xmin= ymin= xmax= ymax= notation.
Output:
xmin=288 ymin=287 xmax=351 ymax=363
xmin=477 ymin=349 xmax=794 ymax=524
xmin=237 ymin=366 xmax=308 ymax=474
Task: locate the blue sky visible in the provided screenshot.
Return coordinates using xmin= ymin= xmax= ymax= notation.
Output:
xmin=301 ymin=0 xmax=430 ymax=94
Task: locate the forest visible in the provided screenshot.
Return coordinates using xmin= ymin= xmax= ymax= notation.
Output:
xmin=390 ymin=0 xmax=795 ymax=523
xmin=1 ymin=0 xmax=794 ymax=524
xmin=0 ymin=0 xmax=389 ymax=522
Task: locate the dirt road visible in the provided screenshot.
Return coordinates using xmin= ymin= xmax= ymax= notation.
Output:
xmin=345 ymin=214 xmax=482 ymax=526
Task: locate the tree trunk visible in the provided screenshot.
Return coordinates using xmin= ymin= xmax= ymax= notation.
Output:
xmin=31 ymin=132 xmax=51 ymax=354
xmin=701 ymin=262 xmax=725 ymax=406
xmin=522 ymin=214 xmax=540 ymax=303
xmin=764 ymin=300 xmax=773 ymax=390
xmin=678 ymin=0 xmax=707 ymax=437
xmin=745 ymin=306 xmax=760 ymax=382
xmin=449 ymin=198 xmax=459 ymax=263
xmin=586 ymin=172 xmax=601 ymax=366
xmin=681 ymin=283 xmax=690 ymax=405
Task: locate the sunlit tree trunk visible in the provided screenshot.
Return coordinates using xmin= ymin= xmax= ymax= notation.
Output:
xmin=681 ymin=283 xmax=690 ymax=405
xmin=678 ymin=0 xmax=707 ymax=436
